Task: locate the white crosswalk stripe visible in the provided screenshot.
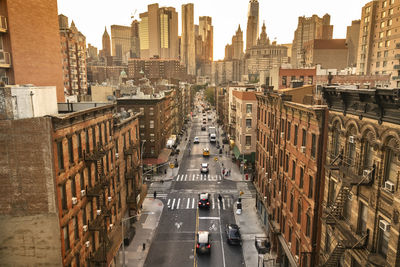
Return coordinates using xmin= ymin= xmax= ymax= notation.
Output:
xmin=146 ymin=193 xmax=168 ymax=199
xmin=166 ymin=195 xmax=232 ymax=210
xmin=174 ymin=174 xmax=222 ymax=182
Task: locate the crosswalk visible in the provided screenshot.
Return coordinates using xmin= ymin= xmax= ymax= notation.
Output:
xmin=175 ymin=174 xmax=223 ymax=182
xmin=146 ymin=193 xmax=168 ymax=199
xmin=166 ymin=195 xmax=234 ymax=210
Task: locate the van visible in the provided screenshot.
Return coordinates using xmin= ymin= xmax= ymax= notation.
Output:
xmin=209 ymin=134 xmax=216 ymax=143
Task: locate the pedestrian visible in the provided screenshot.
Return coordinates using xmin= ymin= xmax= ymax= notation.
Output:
xmin=164 ymin=169 xmax=167 ymax=175
xmin=153 ymin=191 xmax=157 ymax=199
xmin=218 ymin=194 xmax=222 ymax=203
xmin=228 ymin=169 xmax=231 ymax=176
xmin=222 ymin=169 xmax=225 ymax=176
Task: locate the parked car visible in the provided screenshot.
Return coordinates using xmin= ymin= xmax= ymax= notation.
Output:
xmin=201 ymin=125 xmax=206 ymax=131
xmin=200 ymin=163 xmax=209 ymax=173
xmin=194 ymin=136 xmax=200 ymax=144
xmin=198 ymin=193 xmax=210 ymax=209
xmin=196 ymin=231 xmax=211 ymax=254
xmin=225 ymin=224 xmax=242 ymax=245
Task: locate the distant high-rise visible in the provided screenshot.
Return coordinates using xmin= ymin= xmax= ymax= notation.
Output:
xmin=131 ymin=20 xmax=140 ymax=58
xmin=291 ymin=14 xmax=333 ymax=68
xmin=225 ymin=25 xmax=244 ymax=60
xmin=199 ymin=16 xmax=213 ymax=63
xmin=246 ymin=0 xmax=259 ymax=51
xmin=181 ymin=3 xmax=196 ymax=75
xmin=111 ymin=24 xmax=131 ymax=61
xmin=139 ymin=4 xmax=179 ymax=59
xmin=102 ymin=27 xmax=111 ymax=57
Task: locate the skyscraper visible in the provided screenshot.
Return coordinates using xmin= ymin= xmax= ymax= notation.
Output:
xmin=291 ymin=14 xmax=333 ymax=68
xmin=225 ymin=25 xmax=244 ymax=60
xmin=102 ymin=27 xmax=111 ymax=57
xmin=181 ymin=3 xmax=196 ymax=75
xmin=246 ymin=0 xmax=259 ymax=51
xmin=199 ymin=16 xmax=213 ymax=63
xmin=139 ymin=4 xmax=179 ymax=59
xmin=131 ymin=20 xmax=140 ymax=58
xmin=111 ymin=24 xmax=131 ymax=61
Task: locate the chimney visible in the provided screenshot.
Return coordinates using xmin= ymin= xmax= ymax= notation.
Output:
xmin=328 ymin=72 xmax=333 ymax=85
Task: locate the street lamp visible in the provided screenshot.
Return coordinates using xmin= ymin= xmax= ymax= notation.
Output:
xmin=121 ymin=211 xmax=154 ymax=267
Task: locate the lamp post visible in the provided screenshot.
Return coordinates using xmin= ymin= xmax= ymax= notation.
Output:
xmin=121 ymin=211 xmax=154 ymax=267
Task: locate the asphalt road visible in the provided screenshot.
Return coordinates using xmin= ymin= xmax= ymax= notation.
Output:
xmin=144 ymin=106 xmax=245 ymax=267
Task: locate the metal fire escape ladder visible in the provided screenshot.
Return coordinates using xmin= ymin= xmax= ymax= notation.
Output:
xmin=325 ymin=184 xmax=351 ymax=224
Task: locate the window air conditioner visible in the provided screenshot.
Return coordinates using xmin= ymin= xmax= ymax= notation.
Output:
xmin=294 ymin=255 xmax=299 ymax=262
xmin=384 ymin=181 xmax=395 ymax=192
xmin=109 ymin=136 xmax=112 ymax=141
xmin=80 ymin=190 xmax=86 ymax=197
xmin=97 ymin=209 xmax=101 ymax=216
xmin=288 ymin=242 xmax=291 ymax=248
xmin=108 ymin=196 xmax=112 ymax=202
xmin=83 ymin=225 xmax=88 ymax=232
xmin=115 ymin=153 xmax=119 ymax=159
xmin=379 ymin=219 xmax=390 ymax=232
xmin=349 ymin=136 xmax=355 ymax=143
xmin=72 ymin=197 xmax=77 ymax=205
xmin=109 ymin=224 xmax=113 ymax=230
xmin=280 ymin=132 xmax=285 ymax=138
xmin=363 ymin=169 xmax=371 ymax=178
xmin=300 ymin=146 xmax=306 ymax=153
xmin=85 ymin=241 xmax=90 ymax=247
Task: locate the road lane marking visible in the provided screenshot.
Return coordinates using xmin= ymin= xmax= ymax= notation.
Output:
xmin=192 ymin=198 xmax=195 ymax=209
xmin=198 ymin=217 xmax=220 ymax=220
xmin=187 ymin=169 xmax=198 ymax=171
xmin=212 ymin=195 xmax=215 ymax=209
xmin=193 ymin=207 xmax=199 ymax=267
xmin=177 ymin=198 xmax=181 ymax=209
xmin=186 ymin=198 xmax=190 ymax=209
xmin=222 ymin=198 xmax=225 ymax=210
xmin=167 ymin=199 xmax=170 ymax=206
xmin=171 ymin=198 xmax=176 ymax=210
xmin=218 ymin=202 xmax=226 ymax=267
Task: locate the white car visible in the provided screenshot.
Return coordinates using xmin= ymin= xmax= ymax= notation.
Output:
xmin=194 ymin=137 xmax=200 ymax=144
xmin=200 ymin=163 xmax=209 ymax=173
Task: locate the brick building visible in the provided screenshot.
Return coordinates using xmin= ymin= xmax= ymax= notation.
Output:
xmin=0 ymin=0 xmax=65 ymax=101
xmin=271 ymin=68 xmax=316 ymax=90
xmin=59 ymin=15 xmax=88 ymax=98
xmin=303 ymin=39 xmax=348 ymax=70
xmin=0 ymin=91 xmax=142 ymax=266
xmin=255 ymin=87 xmax=328 ymax=266
xmin=127 ymin=58 xmax=188 ymax=82
xmin=320 ymin=86 xmax=400 ymax=267
xmin=116 ymin=93 xmax=173 ymax=169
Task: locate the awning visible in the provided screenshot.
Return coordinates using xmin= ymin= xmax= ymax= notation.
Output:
xmin=233 ymin=145 xmax=241 ymax=159
xmin=244 ymin=152 xmax=256 ymax=163
xmin=142 ymin=148 xmax=171 ymax=166
xmin=157 ymin=148 xmax=171 ymax=164
xmin=277 ymin=234 xmax=298 ymax=267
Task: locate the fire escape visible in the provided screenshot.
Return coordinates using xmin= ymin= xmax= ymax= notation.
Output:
xmin=321 ymin=151 xmax=374 ymax=266
xmin=124 ymin=141 xmax=141 ymax=212
xmin=84 ymin=142 xmax=116 ymax=266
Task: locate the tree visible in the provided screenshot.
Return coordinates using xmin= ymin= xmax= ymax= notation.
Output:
xmin=204 ymin=87 xmax=215 ymax=106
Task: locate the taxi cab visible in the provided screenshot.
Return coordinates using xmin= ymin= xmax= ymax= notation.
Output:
xmin=203 ymin=148 xmax=210 ymax=157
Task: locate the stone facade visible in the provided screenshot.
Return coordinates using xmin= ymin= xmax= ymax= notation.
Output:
xmin=320 ymin=86 xmax=400 ymax=267
xmin=255 ymin=88 xmax=328 ymax=266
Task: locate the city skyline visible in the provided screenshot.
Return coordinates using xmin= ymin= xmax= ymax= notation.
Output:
xmin=58 ymin=0 xmax=371 ymax=60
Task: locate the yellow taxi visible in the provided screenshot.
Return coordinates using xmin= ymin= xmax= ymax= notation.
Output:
xmin=203 ymin=148 xmax=210 ymax=157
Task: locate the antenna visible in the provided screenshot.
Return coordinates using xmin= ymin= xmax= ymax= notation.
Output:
xmin=131 ymin=9 xmax=137 ymax=20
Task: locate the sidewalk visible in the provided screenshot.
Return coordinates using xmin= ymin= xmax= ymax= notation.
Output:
xmin=121 ymin=198 xmax=163 ymax=267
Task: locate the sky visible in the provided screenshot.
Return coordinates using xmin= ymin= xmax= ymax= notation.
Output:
xmin=57 ymin=0 xmax=372 ymax=60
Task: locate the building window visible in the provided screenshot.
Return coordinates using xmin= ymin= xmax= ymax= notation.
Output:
xmin=104 ymin=123 xmax=108 ymax=144
xmin=295 ymin=238 xmax=300 ymax=256
xmin=384 ymin=148 xmax=397 ymax=182
xmin=282 ymin=216 xmax=286 ymax=233
xmin=308 ymin=76 xmax=313 ymax=84
xmin=288 ymin=226 xmax=292 ymax=243
xmin=292 ymin=160 xmax=296 ymax=180
xmin=384 ymin=50 xmax=389 ymax=58
xmin=80 ymin=171 xmax=84 ymax=191
xmin=377 ymin=217 xmax=390 ymax=258
xmin=63 ymin=225 xmax=70 ymax=251
xmin=363 ymin=141 xmax=374 ymax=169
xmin=332 ymin=127 xmax=340 ymax=157
xmin=388 ymin=19 xmax=392 ymax=26
xmin=325 ymin=229 xmax=330 ymax=252
xmin=308 ymin=175 xmax=314 ymax=198
xmin=74 ymin=216 xmax=79 ymax=241
xmin=302 ymin=129 xmax=307 ymax=147
xmin=245 ymin=136 xmax=251 ymax=146
xmin=61 ymin=184 xmax=67 ymax=210
xmin=311 ymin=133 xmax=316 ymax=158
xmin=377 ymin=51 xmax=382 ymax=58
xmin=306 ymin=213 xmax=311 ymax=237
xmin=77 ymin=133 xmax=82 ymax=159
xmin=290 ymin=193 xmax=294 ymax=212
xmin=294 ymin=125 xmax=298 ymax=146
xmin=297 ymin=201 xmax=301 ymax=223
xmin=291 ymin=76 xmax=295 ymax=81
xmin=287 ymin=122 xmax=291 ymax=141
xmin=285 ymin=154 xmax=289 ymax=172
xmin=118 ymin=192 xmax=122 ymax=208
xmin=283 ymin=184 xmax=287 ymax=202
xmin=299 ymin=167 xmax=304 ymax=188
xmin=57 ymin=141 xmax=65 ymax=170
xmin=357 ymin=202 xmax=368 ymax=233
xmin=150 ymin=120 xmax=154 ymax=128
xmin=383 ymin=61 xmax=387 ymax=67
xmin=246 ymin=104 xmax=252 ymax=113
xmin=282 ymin=76 xmax=287 ymax=86
xmin=98 ymin=124 xmax=102 ymax=145
xmin=71 ymin=176 xmax=77 ymax=198
xmin=75 ymin=254 xmax=80 ymax=267
xmin=92 ymin=127 xmax=96 ymax=148
xmin=246 ymin=119 xmax=252 ymax=127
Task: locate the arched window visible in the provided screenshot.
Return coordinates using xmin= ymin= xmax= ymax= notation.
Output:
xmin=363 ymin=141 xmax=374 ymax=169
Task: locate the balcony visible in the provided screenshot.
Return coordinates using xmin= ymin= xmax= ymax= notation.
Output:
xmin=325 ymin=153 xmax=374 ymax=186
xmin=84 ymin=142 xmax=107 ymax=162
xmin=0 ymin=16 xmax=7 ymax=32
xmin=89 ymin=214 xmax=105 ymax=231
xmin=86 ymin=184 xmax=103 ymax=198
xmin=90 ymin=224 xmax=122 ymax=265
xmin=394 ymin=65 xmax=400 ymax=70
xmin=0 ymin=51 xmax=11 ymax=68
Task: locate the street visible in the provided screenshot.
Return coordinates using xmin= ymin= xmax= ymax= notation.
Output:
xmin=144 ymin=100 xmax=246 ymax=267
